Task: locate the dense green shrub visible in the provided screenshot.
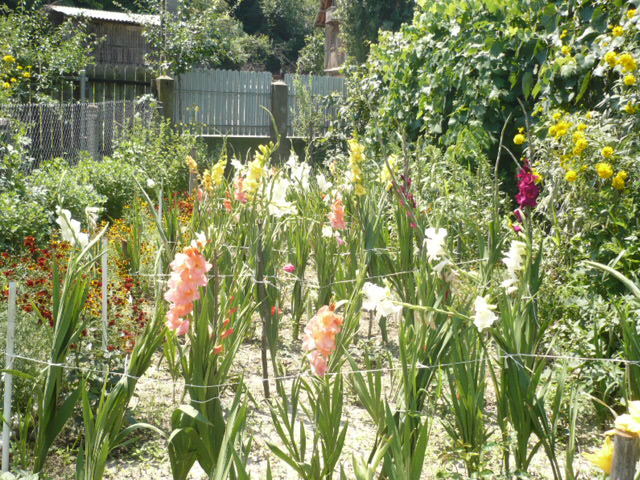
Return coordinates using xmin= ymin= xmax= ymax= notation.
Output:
xmin=0 ymin=4 xmax=95 ymax=103
xmin=0 ymin=117 xmax=205 ymax=249
xmin=346 ymin=0 xmax=620 ymax=160
xmin=29 ymin=158 xmax=106 ymax=222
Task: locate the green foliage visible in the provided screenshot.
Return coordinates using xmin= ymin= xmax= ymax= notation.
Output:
xmin=296 ymin=30 xmax=325 ymax=74
xmin=230 ymin=0 xmax=316 ymax=72
xmin=338 ymin=0 xmax=415 ymax=64
xmin=346 ymin=0 xmax=621 ymax=163
xmin=0 ymin=3 xmax=95 ymax=103
xmin=143 ymin=0 xmax=249 ymax=75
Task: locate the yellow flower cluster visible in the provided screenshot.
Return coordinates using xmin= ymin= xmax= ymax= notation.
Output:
xmin=572 ymin=131 xmax=588 ymax=155
xmin=613 ymin=170 xmax=628 ymax=190
xmin=202 ymin=156 xmax=227 ymax=192
xmin=548 ymin=119 xmax=572 ymax=138
xmin=185 ymin=155 xmax=198 ymax=174
xmin=595 ymin=162 xmax=614 ymax=179
xmin=513 ymin=127 xmax=526 ymax=145
xmin=612 ymin=25 xmax=625 ymax=37
xmin=603 ymin=49 xmax=638 ymax=86
xmin=348 ymin=139 xmax=367 ymax=196
xmin=245 ymin=144 xmax=273 ymax=195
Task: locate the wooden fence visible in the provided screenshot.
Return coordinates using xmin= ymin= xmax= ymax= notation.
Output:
xmin=174 ymin=69 xmax=346 ymax=138
xmin=56 ymin=64 xmax=154 ymax=104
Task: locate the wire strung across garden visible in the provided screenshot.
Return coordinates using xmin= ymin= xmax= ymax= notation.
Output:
xmin=3 ymin=349 xmax=639 ymax=403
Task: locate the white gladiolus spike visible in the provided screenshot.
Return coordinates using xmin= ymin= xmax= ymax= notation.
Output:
xmin=473 ymin=295 xmax=498 ymax=331
xmin=362 ymin=282 xmax=402 ymax=318
xmin=424 ymin=227 xmax=448 ymax=262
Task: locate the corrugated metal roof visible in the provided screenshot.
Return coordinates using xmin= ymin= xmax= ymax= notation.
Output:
xmin=46 ymin=5 xmax=160 ymax=26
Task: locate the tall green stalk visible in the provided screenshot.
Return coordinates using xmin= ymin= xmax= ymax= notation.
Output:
xmin=33 ymin=227 xmax=107 ymax=473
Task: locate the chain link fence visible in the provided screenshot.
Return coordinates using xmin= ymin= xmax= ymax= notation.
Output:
xmin=0 ymin=98 xmax=156 ymax=173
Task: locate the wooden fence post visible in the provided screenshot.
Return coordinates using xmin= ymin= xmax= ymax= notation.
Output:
xmin=155 ymin=75 xmax=176 ymax=125
xmin=86 ymin=104 xmax=99 ymax=160
xmin=270 ymin=80 xmax=289 ymax=163
xmin=612 ymin=431 xmax=640 ymax=480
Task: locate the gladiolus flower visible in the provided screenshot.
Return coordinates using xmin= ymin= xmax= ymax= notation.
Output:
xmin=283 ymin=263 xmax=296 ymax=273
xmin=164 ymin=233 xmax=212 ymax=335
xmin=221 ymin=328 xmax=234 ymax=339
xmin=584 ymin=437 xmax=613 ymax=474
xmin=302 ymin=304 xmax=343 ymax=376
xmin=234 ymin=177 xmax=248 ymax=204
xmin=515 ymin=163 xmax=540 ymax=209
xmin=213 ymin=345 xmax=224 ymax=355
xmin=329 ymin=197 xmax=347 ymax=230
xmin=473 ymin=296 xmax=498 ymax=331
xmin=424 ymin=227 xmax=447 ymax=263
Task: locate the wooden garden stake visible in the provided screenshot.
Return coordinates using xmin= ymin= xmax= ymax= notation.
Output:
xmin=612 ymin=430 xmax=640 ymax=480
xmin=2 ymin=282 xmax=16 ymax=472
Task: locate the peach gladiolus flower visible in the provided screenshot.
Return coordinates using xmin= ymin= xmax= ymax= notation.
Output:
xmin=302 ymin=304 xmax=344 ymax=376
xmin=164 ymin=233 xmax=212 ymax=335
xmin=329 ymin=198 xmax=346 ymax=230
xmin=234 ymin=177 xmax=248 ymax=204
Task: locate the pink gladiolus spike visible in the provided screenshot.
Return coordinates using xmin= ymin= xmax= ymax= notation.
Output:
xmin=329 ymin=198 xmax=346 ymax=230
xmin=302 ymin=304 xmax=343 ymax=376
xmin=235 ymin=177 xmax=248 ymax=204
xmin=283 ymin=263 xmax=296 ymax=273
xmin=164 ymin=236 xmax=212 ymax=336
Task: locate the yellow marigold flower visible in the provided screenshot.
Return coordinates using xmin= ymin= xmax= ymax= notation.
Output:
xmin=2 ymin=82 xmax=10 ymax=89
xmin=613 ymin=173 xmax=627 ymax=190
xmin=618 ymin=170 xmax=629 ymax=181
xmin=619 ymin=53 xmax=637 ymax=72
xmin=577 ymin=123 xmax=587 ymax=131
xmin=573 ymin=137 xmax=589 ymax=155
xmin=551 ymin=120 xmax=572 ymax=138
xmin=596 ymin=162 xmax=614 ymax=179
xmin=185 ymin=155 xmax=198 ymax=174
xmin=552 ymin=112 xmax=562 ymax=121
xmin=625 ymin=74 xmax=637 ymax=86
xmin=586 ymin=111 xmax=593 ymax=119
xmin=513 ymin=133 xmax=526 ymax=145
xmin=561 ymin=45 xmax=572 ymax=56
xmin=532 ymin=169 xmax=543 ymax=183
xmin=601 ymin=146 xmax=615 ymax=158
xmin=565 ymin=170 xmax=578 ymax=182
xmin=612 ymin=25 xmax=625 ymax=37
xmin=548 ymin=125 xmax=558 ymax=137
xmin=560 ymin=29 xmax=568 ymax=39
xmin=625 ymin=102 xmax=637 ymax=114
xmin=22 ymin=72 xmax=31 ymax=78
xmin=584 ymin=436 xmax=613 ymax=474
xmin=605 ymin=51 xmax=618 ymax=67
xmin=9 ymin=77 xmax=16 ymax=83
xmin=2 ymin=54 xmax=15 ymax=63
xmin=628 ymin=9 xmax=638 ymax=19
